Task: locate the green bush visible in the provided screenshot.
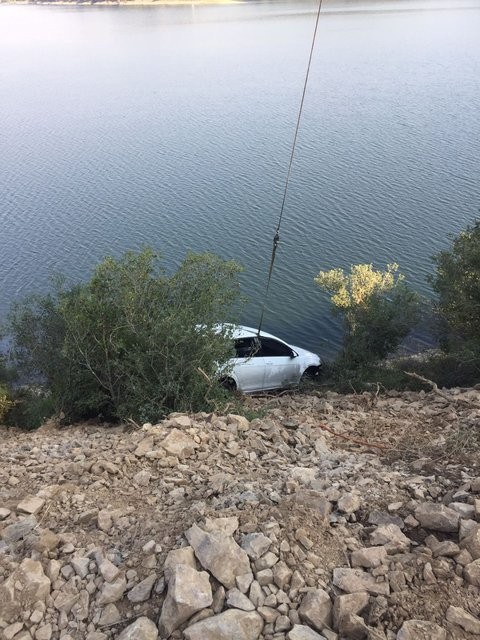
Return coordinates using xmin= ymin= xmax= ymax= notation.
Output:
xmin=9 ymin=249 xmax=243 ymax=423
xmin=5 ymin=389 xmax=55 ymax=430
xmin=0 ymin=385 xmax=14 ymax=423
xmin=431 ymin=220 xmax=480 ymax=347
xmin=315 ymin=263 xmax=419 ymax=369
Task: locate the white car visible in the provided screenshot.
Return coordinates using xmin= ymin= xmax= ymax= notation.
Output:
xmin=220 ymin=325 xmax=321 ymax=393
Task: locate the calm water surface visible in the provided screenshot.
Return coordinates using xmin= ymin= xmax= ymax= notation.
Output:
xmin=1 ymin=0 xmax=480 ymax=356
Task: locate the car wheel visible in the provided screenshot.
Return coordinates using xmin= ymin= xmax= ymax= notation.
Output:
xmin=301 ymin=366 xmax=321 ymax=382
xmin=220 ymin=377 xmax=237 ymax=392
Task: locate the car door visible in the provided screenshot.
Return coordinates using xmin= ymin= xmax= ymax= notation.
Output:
xmin=259 ymin=337 xmax=301 ymax=390
xmin=231 ymin=337 xmax=267 ymax=392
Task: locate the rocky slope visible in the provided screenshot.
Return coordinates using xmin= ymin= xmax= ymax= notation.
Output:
xmin=1 ymin=387 xmax=480 ymax=640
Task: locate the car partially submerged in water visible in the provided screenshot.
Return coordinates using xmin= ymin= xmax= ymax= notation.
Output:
xmin=219 ymin=324 xmax=321 ymax=393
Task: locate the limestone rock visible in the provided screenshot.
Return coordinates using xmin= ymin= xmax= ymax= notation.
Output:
xmin=117 ymin=617 xmax=158 ymax=640
xmin=133 ymin=470 xmax=151 ymax=487
xmin=99 ymin=558 xmax=120 ymax=583
xmin=272 ymin=561 xmax=293 ymax=590
xmin=464 ymin=559 xmax=480 ymax=586
xmin=461 ymin=527 xmax=480 ymax=560
xmin=446 ymin=605 xmax=480 ymax=634
xmin=158 ymin=563 xmax=213 ymax=637
xmin=226 ymin=588 xmax=255 ymax=611
xmin=17 ymin=496 xmax=45 ymax=515
xmin=183 ymin=610 xmax=264 ymax=640
xmin=35 ymin=623 xmax=52 ymax=640
xmin=159 ymin=428 xmax=197 ymax=458
xmin=338 ymin=493 xmax=361 ymax=514
xmin=0 ymin=558 xmax=51 ymax=623
xmin=351 ymin=547 xmax=387 ymax=569
xmin=1 ymin=515 xmax=37 ymax=544
xmin=397 ymin=620 xmax=446 ymax=640
xmin=293 ymin=490 xmax=332 ymax=520
xmin=186 ymin=523 xmax=251 ymax=589
xmin=333 ymin=592 xmax=369 ymax=630
xmin=163 ymin=546 xmax=197 ymax=582
xmin=414 ymin=503 xmax=459 ymax=533
xmin=134 ymin=436 xmax=154 ymax=457
xmin=332 ymin=568 xmax=389 ymax=596
xmin=241 ymin=533 xmax=272 ymax=560
xmin=204 ymin=517 xmax=239 ymax=536
xmin=298 ymin=589 xmax=332 ymax=631
xmin=127 ymin=573 xmax=157 ymax=602
xmin=287 ymin=626 xmax=327 ymax=640
xmin=369 ymin=524 xmax=410 ymax=554
xmin=97 ymin=574 xmax=127 ymax=604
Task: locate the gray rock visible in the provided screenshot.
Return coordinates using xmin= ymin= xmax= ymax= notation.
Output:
xmin=446 ymin=605 xmax=480 ymax=634
xmin=183 ymin=610 xmax=264 ymax=640
xmin=1 ymin=515 xmax=37 ymax=544
xmin=333 ymin=592 xmax=369 ymax=630
xmin=273 ymin=561 xmax=293 ymax=590
xmin=293 ymin=490 xmax=332 ymax=521
xmin=163 ymin=546 xmax=197 ymax=582
xmin=298 ymin=589 xmax=332 ymax=631
xmin=98 ymin=558 xmax=120 ymax=582
xmin=4 ymin=623 xmax=24 ymax=640
xmin=17 ymin=496 xmax=45 ymax=515
xmin=226 ymin=588 xmax=255 ymax=611
xmin=0 ymin=507 xmax=11 ymax=520
xmin=369 ymin=524 xmax=410 ymax=554
xmin=338 ymin=493 xmax=361 ymax=514
xmin=98 ymin=604 xmax=121 ymax=626
xmin=35 ymin=624 xmax=52 ymax=640
xmin=127 ymin=573 xmax=157 ymax=603
xmin=133 ymin=470 xmax=151 ymax=487
xmin=0 ymin=558 xmax=51 ymax=623
xmin=134 ymin=436 xmax=154 ymax=457
xmin=332 ymin=568 xmax=390 ymax=596
xmin=159 ymin=428 xmax=197 ymax=458
xmin=464 ymin=559 xmax=480 ymax=586
xmin=97 ymin=574 xmax=127 ymax=604
xmin=158 ymin=563 xmax=213 ymax=637
xmin=287 ymin=626 xmax=327 ymax=640
xmin=186 ymin=523 xmax=251 ymax=589
xmin=204 ymin=517 xmax=239 ymax=536
xmin=241 ymin=533 xmax=272 ymax=560
xmin=70 ymin=557 xmax=90 ymax=579
xmin=397 ymin=619 xmax=446 ymax=640
xmin=414 ymin=503 xmax=459 ymax=533
xmin=351 ymin=547 xmax=387 ymax=569
xmin=117 ymin=617 xmax=158 ymax=640
xmin=368 ymin=510 xmax=404 ymax=530
xmin=461 ymin=526 xmax=480 ymax=560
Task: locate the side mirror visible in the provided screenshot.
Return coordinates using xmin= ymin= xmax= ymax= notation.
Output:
xmin=291 ymin=350 xmax=298 ymax=359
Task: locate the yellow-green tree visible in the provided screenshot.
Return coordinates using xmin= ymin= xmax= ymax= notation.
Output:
xmin=315 ymin=263 xmax=419 ymax=366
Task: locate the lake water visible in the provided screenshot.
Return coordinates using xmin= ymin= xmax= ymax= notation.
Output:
xmin=1 ymin=0 xmax=480 ymax=357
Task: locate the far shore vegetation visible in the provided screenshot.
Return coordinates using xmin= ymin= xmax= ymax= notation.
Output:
xmin=1 ymin=220 xmax=480 ymax=429
xmin=1 ymin=0 xmax=238 ymax=6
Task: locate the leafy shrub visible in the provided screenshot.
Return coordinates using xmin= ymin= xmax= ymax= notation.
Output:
xmin=5 ymin=389 xmax=55 ymax=430
xmin=9 ymin=249 xmax=243 ymax=423
xmin=315 ymin=263 xmax=419 ymax=368
xmin=0 ymin=385 xmax=14 ymax=423
xmin=431 ymin=220 xmax=480 ymax=347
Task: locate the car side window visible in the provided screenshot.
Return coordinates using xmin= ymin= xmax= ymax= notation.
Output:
xmin=258 ymin=337 xmax=293 ymax=358
xmin=234 ymin=337 xmax=261 ymax=358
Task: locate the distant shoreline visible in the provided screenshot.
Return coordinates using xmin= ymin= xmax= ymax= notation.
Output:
xmin=1 ymin=0 xmax=240 ymax=6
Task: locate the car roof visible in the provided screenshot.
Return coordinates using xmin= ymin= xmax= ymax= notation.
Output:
xmin=226 ymin=324 xmax=284 ymax=342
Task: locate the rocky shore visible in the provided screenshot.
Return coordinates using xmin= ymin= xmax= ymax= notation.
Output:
xmin=1 ymin=387 xmax=480 ymax=639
